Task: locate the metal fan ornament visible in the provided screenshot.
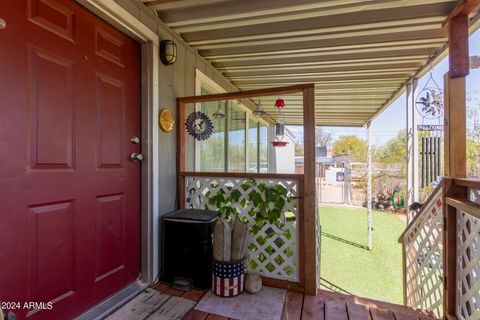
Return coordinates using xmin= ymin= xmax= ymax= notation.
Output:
xmin=272 ymin=97 xmax=288 ymax=147
xmin=415 ymin=72 xmax=444 ymax=120
xmin=252 ymin=100 xmax=266 ymax=117
xmin=185 ymin=111 xmax=214 ymax=141
xmin=213 ymin=101 xmax=226 ymax=119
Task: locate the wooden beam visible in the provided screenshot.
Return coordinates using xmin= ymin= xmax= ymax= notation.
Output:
xmin=443 ymin=0 xmax=480 ymax=27
xmin=302 ymin=86 xmax=317 ymax=295
xmin=178 ymin=171 xmax=304 ymax=180
xmin=261 ymin=276 xmax=305 ymax=293
xmin=445 ymin=197 xmax=480 ymax=220
xmin=453 ymin=177 xmax=480 ymax=188
xmin=448 ymin=15 xmax=470 ymax=78
xmin=177 ymin=83 xmax=313 ymax=104
xmin=444 ymin=73 xmax=467 ymax=178
xmin=443 ymin=179 xmax=458 ymax=318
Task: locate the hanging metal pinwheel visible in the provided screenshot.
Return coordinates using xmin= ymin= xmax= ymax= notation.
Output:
xmin=415 ymin=72 xmax=444 ymax=120
xmin=185 ymin=111 xmax=214 ymax=141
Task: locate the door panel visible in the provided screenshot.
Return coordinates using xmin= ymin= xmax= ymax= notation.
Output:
xmin=0 ymin=0 xmax=141 ymax=319
xmin=28 ymin=45 xmax=75 ymax=170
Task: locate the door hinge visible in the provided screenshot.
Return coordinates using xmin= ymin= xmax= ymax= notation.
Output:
xmin=444 ymin=216 xmax=447 ymax=231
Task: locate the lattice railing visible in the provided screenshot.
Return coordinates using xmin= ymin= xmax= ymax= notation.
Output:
xmin=456 ymin=210 xmax=480 ymax=320
xmin=183 ymin=174 xmax=301 ymax=282
xmin=401 ymin=184 xmax=444 ymax=318
xmin=452 ymin=185 xmax=480 ymax=320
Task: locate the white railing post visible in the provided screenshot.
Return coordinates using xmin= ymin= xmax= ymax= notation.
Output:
xmin=406 ymin=79 xmax=419 ymax=223
xmin=367 ymin=121 xmax=373 ymax=250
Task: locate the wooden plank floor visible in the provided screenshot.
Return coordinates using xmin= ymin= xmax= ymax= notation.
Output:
xmin=106 ymin=283 xmax=204 ymax=320
xmin=151 ymin=283 xmax=437 ymax=320
xmin=121 ymin=283 xmax=436 ymax=320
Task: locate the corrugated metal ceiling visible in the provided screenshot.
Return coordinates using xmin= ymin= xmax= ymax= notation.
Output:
xmin=140 ymin=0 xmax=461 ymax=126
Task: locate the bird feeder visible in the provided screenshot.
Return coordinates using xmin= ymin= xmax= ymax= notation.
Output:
xmin=272 ymin=122 xmax=288 ymax=147
xmin=271 ymin=97 xmax=288 ymax=147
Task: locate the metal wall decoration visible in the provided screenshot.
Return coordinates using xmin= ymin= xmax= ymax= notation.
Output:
xmin=185 ymin=111 xmax=214 ymax=141
xmin=415 ymin=72 xmax=444 ymax=188
xmin=159 ymin=109 xmax=175 ymax=132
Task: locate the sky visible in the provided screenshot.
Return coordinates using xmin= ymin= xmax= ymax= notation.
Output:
xmin=288 ymin=28 xmax=480 ymax=147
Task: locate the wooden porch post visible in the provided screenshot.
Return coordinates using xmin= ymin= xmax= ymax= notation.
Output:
xmin=443 ymin=13 xmax=469 ymax=318
xmin=303 ymin=86 xmax=317 ymax=295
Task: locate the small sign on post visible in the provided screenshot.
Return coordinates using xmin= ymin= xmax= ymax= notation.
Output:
xmin=417 ymin=125 xmax=444 ymax=131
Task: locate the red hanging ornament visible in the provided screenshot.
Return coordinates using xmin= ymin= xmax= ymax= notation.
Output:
xmin=272 ymin=97 xmax=288 ymax=147
xmin=274 ymin=98 xmax=285 ymax=109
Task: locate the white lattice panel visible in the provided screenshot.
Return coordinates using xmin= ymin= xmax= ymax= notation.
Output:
xmin=403 ymin=186 xmax=443 ymax=318
xmin=456 ymin=211 xmax=480 ymax=320
xmin=185 ymin=176 xmax=300 ymax=282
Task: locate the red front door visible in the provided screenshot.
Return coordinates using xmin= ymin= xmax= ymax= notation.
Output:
xmin=0 ymin=1 xmax=141 ymax=319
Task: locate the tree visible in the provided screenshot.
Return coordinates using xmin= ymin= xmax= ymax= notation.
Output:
xmin=294 ymin=142 xmax=304 ymax=156
xmin=332 ymin=135 xmax=367 ymax=161
xmin=467 ymin=92 xmax=480 ymax=177
xmin=315 ymin=127 xmax=333 ymax=147
xmin=374 ymin=130 xmax=406 ymax=164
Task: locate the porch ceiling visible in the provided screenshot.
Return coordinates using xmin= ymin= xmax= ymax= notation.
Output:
xmin=140 ymin=0 xmax=461 ymax=126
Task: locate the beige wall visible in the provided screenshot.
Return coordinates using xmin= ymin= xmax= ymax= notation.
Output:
xmin=114 ymin=0 xmax=239 ymax=214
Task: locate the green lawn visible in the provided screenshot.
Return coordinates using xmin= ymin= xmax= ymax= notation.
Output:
xmin=319 ymin=205 xmax=405 ymax=304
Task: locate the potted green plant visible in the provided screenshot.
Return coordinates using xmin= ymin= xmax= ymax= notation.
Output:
xmin=206 ymin=179 xmax=297 ymax=296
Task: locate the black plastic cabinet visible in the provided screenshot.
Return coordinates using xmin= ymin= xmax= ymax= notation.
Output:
xmin=161 ymin=209 xmax=218 ymax=289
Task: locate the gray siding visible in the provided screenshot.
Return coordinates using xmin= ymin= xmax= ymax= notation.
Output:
xmin=114 ymin=0 xmax=239 ymax=215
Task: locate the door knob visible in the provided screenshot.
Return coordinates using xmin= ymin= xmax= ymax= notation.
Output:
xmin=130 ymin=153 xmax=144 ymax=162
xmin=130 ymin=136 xmax=140 ymax=144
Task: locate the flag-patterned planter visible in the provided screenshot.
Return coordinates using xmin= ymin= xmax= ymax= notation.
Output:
xmin=212 ymin=258 xmax=245 ymax=297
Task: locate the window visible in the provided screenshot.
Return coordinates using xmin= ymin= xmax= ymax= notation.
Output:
xmin=227 ymin=102 xmax=246 ymax=172
xmin=194 ymin=69 xmax=270 ymax=173
xmin=198 ymin=91 xmax=225 ymax=171
xmin=259 ymin=124 xmax=268 ymax=172
xmin=248 ymin=118 xmax=259 ymax=173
